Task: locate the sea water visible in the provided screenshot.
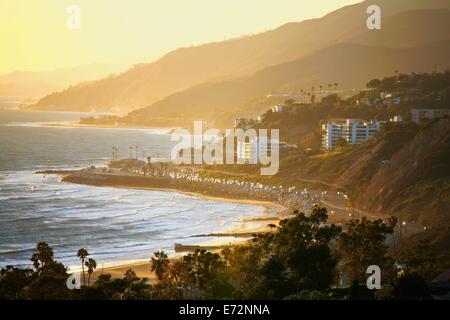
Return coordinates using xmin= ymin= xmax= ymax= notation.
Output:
xmin=0 ymin=109 xmax=267 ymax=270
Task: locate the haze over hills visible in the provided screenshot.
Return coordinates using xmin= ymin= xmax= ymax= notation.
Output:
xmin=127 ymin=32 xmax=450 ymax=127
xmin=30 ymin=0 xmax=450 ymax=116
xmin=0 ymin=63 xmax=130 ymax=100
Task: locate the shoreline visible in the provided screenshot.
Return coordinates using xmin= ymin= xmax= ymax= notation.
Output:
xmin=88 ymin=222 xmax=276 ymax=283
xmin=43 ymin=169 xmax=287 ymax=281
xmin=88 ymin=221 xmax=278 ymax=283
xmin=39 ymin=168 xmax=419 ymax=282
xmin=43 ymin=122 xmax=176 ymax=131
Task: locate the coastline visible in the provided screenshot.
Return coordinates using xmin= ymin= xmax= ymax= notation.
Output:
xmin=89 ymin=221 xmax=275 ymax=284
xmin=43 ymin=122 xmax=176 ymax=131
xmin=86 ymin=212 xmax=281 ymax=283
xmin=44 ymin=169 xmax=288 ymax=281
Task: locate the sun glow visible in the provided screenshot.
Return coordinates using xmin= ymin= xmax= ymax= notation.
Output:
xmin=0 ymin=0 xmax=361 ymax=73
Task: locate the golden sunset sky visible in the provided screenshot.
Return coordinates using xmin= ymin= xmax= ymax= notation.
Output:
xmin=0 ymin=0 xmax=361 ymax=74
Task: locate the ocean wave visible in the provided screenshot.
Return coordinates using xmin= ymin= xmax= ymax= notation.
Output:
xmin=1 ymin=157 xmax=266 ymax=268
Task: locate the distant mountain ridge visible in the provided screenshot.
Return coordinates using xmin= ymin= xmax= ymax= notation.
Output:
xmin=0 ymin=63 xmax=129 ymax=99
xmin=126 ymin=39 xmax=450 ymax=127
xmin=29 ymin=0 xmax=450 ymax=122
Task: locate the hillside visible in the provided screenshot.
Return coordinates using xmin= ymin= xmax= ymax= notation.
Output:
xmin=126 ymin=38 xmax=450 ymax=127
xmin=291 ymin=120 xmax=450 ymax=227
xmin=29 ymin=0 xmax=450 ymax=114
xmin=122 ymin=8 xmax=450 ymax=127
xmin=0 ymin=63 xmax=129 ymax=99
xmin=353 ymin=119 xmax=449 ymax=226
xmin=349 ymin=9 xmax=450 ymax=48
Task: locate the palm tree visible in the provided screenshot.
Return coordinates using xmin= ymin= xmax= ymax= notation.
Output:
xmin=334 ymin=82 xmax=338 ymax=91
xmin=77 ymin=248 xmax=89 ymax=286
xmin=85 ymin=258 xmax=97 ymax=286
xmin=319 ymin=85 xmax=323 ymax=93
xmin=31 ymin=241 xmax=54 ymax=272
xmin=328 ymin=83 xmax=332 ymax=92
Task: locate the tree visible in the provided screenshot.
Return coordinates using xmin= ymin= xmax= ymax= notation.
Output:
xmin=25 ymin=243 xmax=70 ymax=299
xmin=338 ymin=218 xmax=394 ymax=283
xmin=322 ymin=94 xmax=339 ymax=105
xmin=85 ymin=258 xmax=97 ymax=286
xmin=184 ymin=249 xmax=225 ymax=292
xmin=0 ymin=266 xmax=33 ymax=299
xmin=268 ymin=208 xmax=342 ymax=291
xmin=393 ymin=273 xmax=431 ymax=300
xmin=374 ymin=284 xmax=395 ymax=300
xmin=24 ymin=260 xmax=70 ymax=299
xmin=367 ymin=78 xmax=381 ymax=90
xmin=121 ymin=277 xmax=152 ymax=300
xmin=398 ymin=240 xmax=436 ymax=281
xmin=151 ymin=251 xmax=170 ymax=281
xmin=337 ymin=138 xmax=349 ymax=150
xmin=124 ymin=269 xmax=138 ymax=285
xmin=77 ymin=248 xmax=89 ymax=286
xmin=31 ymin=241 xmax=54 ymax=273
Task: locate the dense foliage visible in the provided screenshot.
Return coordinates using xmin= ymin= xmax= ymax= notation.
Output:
xmin=0 ymin=208 xmax=437 ymax=300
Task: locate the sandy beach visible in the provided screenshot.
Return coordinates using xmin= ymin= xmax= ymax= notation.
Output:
xmin=88 ymin=213 xmax=281 ymax=283
xmin=60 ymin=178 xmax=288 ymax=282
xmin=42 ymin=168 xmax=363 ymax=283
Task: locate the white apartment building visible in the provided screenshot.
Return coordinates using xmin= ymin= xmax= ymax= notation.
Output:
xmin=271 ymin=105 xmax=284 ymax=113
xmin=390 ymin=115 xmax=403 ymax=123
xmin=322 ymin=119 xmax=384 ymax=151
xmin=257 ymin=114 xmax=265 ymax=124
xmin=411 ymin=109 xmax=450 ymax=124
xmin=237 ymin=136 xmax=279 ymax=163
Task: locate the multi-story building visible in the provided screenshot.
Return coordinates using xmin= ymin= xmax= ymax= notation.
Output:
xmin=322 ymin=119 xmax=384 ymax=151
xmin=271 ymin=105 xmax=284 ymax=113
xmin=411 ymin=109 xmax=450 ymax=124
xmin=389 ymin=115 xmax=403 ymax=123
xmin=237 ymin=136 xmax=279 ymax=163
xmin=257 ymin=114 xmax=265 ymax=124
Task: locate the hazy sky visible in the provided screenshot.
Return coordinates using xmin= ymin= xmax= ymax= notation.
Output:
xmin=0 ymin=0 xmax=362 ymax=74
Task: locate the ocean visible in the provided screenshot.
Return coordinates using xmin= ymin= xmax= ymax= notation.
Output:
xmin=0 ymin=109 xmax=267 ymax=270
